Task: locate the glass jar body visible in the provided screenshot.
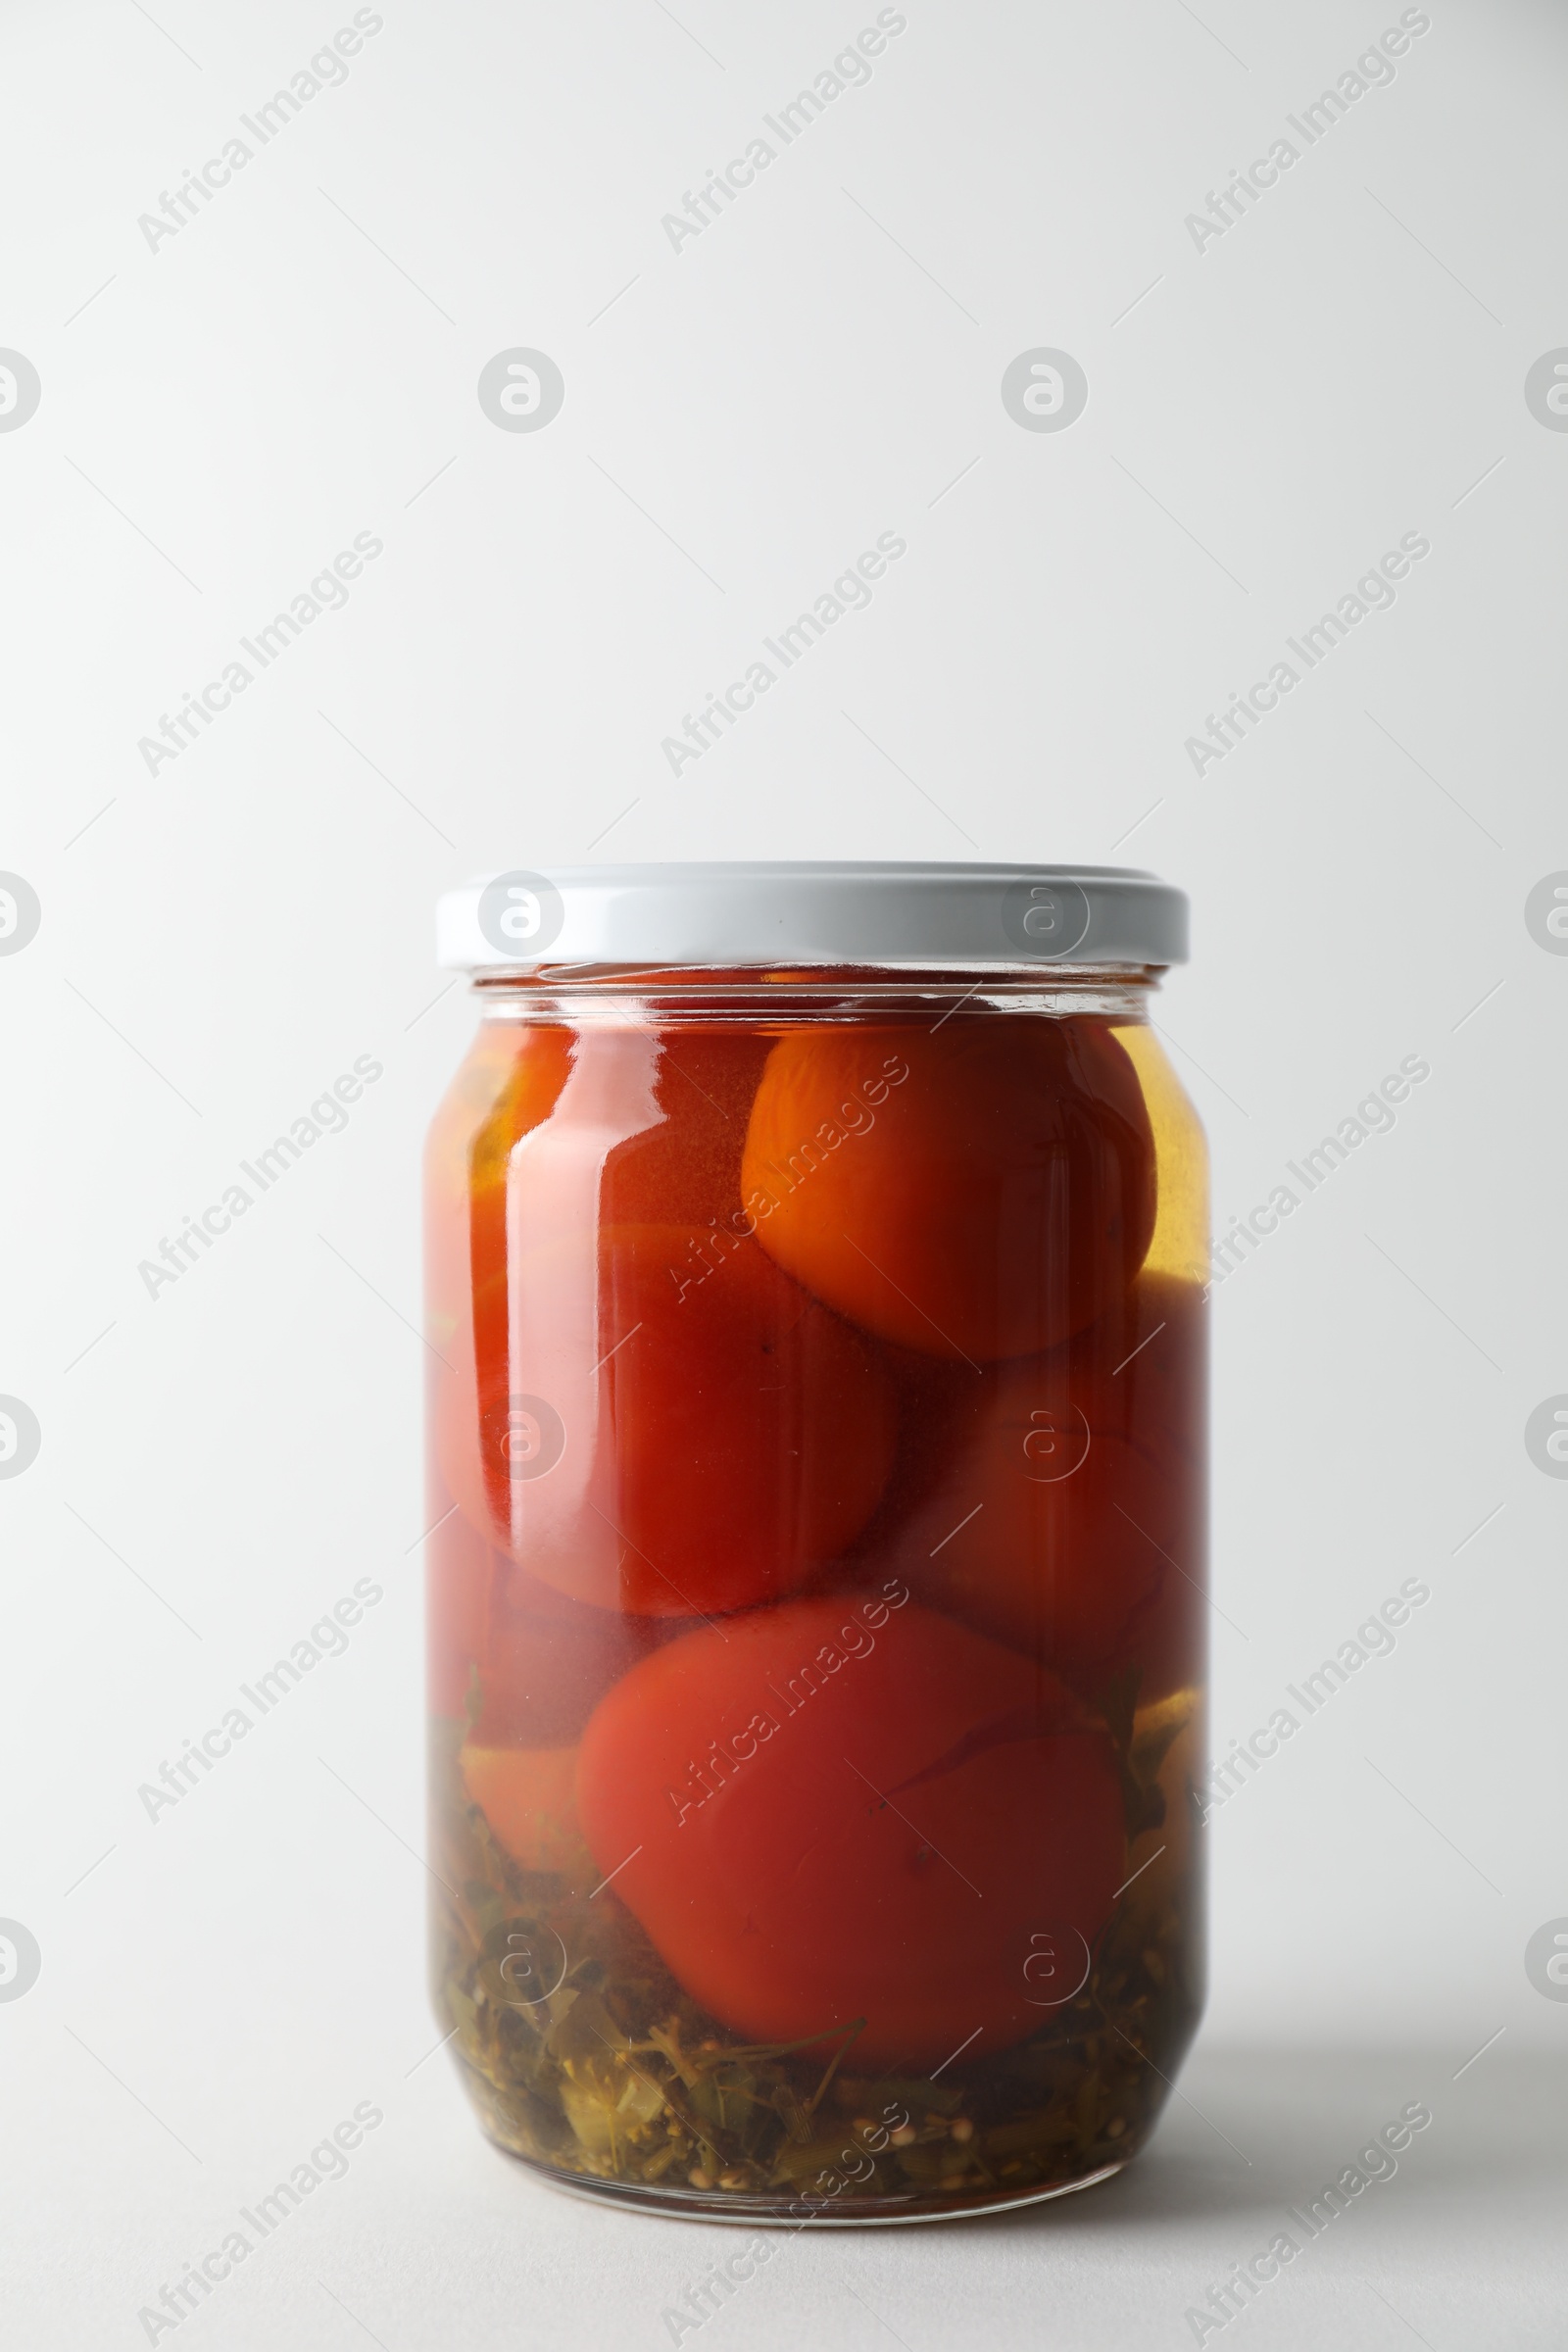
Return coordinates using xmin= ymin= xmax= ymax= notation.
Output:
xmin=424 ymin=969 xmax=1208 ymax=2223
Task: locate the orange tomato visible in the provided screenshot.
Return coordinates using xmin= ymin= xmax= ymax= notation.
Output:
xmin=576 ymin=1594 xmax=1125 ymax=2067
xmin=740 ymin=1016 xmax=1156 ymax=1362
xmin=459 ymin=1744 xmax=591 ymax=1876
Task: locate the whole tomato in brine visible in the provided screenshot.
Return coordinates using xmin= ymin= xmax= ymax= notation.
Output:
xmin=575 ymin=1595 xmax=1126 ymax=2067
xmin=890 ymin=1273 xmax=1206 ymax=1702
xmin=435 ymin=1023 xmax=897 ymax=1616
xmin=740 ymin=1016 xmax=1156 ymax=1363
xmin=484 ymin=1221 xmax=896 ymax=1617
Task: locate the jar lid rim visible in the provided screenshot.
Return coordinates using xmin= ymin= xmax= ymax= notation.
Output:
xmin=436 ymin=861 xmax=1189 ymax=973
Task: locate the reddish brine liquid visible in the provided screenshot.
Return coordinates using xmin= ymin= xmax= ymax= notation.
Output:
xmin=426 ymin=981 xmax=1206 ymax=2221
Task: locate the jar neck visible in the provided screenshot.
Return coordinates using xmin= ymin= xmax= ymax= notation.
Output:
xmin=469 ymin=964 xmax=1163 ymax=1024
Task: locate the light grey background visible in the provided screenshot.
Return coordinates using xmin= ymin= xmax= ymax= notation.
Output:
xmin=2 ymin=0 xmax=1565 ymax=2343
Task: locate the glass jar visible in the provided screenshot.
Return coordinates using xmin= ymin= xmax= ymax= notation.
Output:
xmin=424 ymin=864 xmax=1206 ymax=2224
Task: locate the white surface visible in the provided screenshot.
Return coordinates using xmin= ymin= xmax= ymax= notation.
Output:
xmin=3 ymin=0 xmax=1567 ymax=2341
xmin=6 ymin=2048 xmax=1563 ymax=2346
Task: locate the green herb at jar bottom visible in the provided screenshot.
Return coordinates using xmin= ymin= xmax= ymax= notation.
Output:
xmin=429 ymin=1693 xmax=1202 ymax=2208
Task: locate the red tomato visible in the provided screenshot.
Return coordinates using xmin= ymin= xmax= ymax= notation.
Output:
xmin=432 ymin=1023 xmax=768 ymax=1555
xmin=575 ymin=1595 xmax=1125 ymax=2067
xmin=597 ymin=1027 xmax=773 ymax=1231
xmin=433 ymin=1024 xmax=841 ymax=1612
xmin=740 ymin=1016 xmax=1156 ymax=1361
xmin=478 ymin=1223 xmax=896 ymax=1617
xmin=891 ymin=1275 xmax=1206 ymax=1702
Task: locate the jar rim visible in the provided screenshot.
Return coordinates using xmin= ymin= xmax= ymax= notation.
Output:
xmin=436 ymin=861 xmax=1188 ymax=976
xmin=468 ymin=968 xmax=1161 ymax=1024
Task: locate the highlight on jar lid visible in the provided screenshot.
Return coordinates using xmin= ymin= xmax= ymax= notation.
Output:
xmin=435 ymin=860 xmax=1189 ymax=972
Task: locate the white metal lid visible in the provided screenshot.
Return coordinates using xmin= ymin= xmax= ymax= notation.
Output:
xmin=435 ymin=862 xmax=1188 ymax=973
